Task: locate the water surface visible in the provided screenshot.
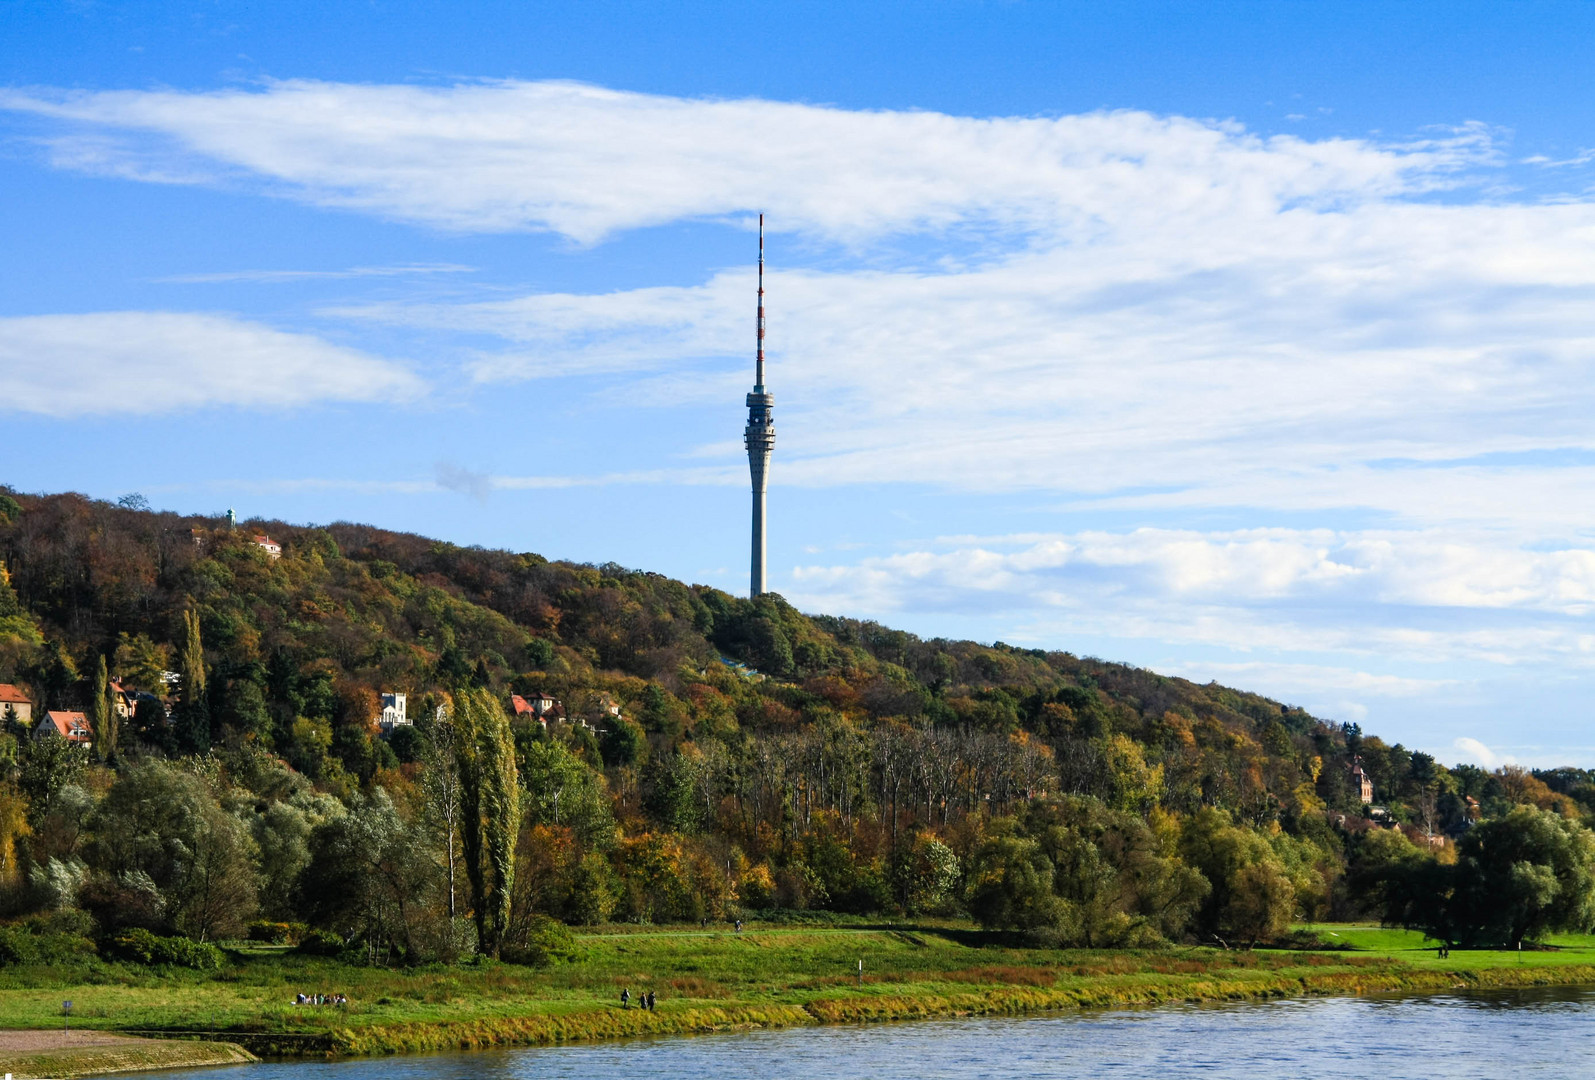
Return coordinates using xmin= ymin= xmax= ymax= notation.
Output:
xmin=148 ymin=986 xmax=1595 ymax=1080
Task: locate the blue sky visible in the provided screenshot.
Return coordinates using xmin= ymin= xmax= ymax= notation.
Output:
xmin=6 ymin=1 xmax=1595 ymax=766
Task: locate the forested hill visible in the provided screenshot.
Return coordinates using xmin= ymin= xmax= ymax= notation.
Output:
xmin=0 ymin=485 xmax=1591 ymax=957
xmin=0 ymin=487 xmax=1348 ymax=810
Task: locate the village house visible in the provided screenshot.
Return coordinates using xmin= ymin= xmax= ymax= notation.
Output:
xmin=254 ymin=534 xmax=282 ymax=560
xmin=108 ymin=679 xmax=138 ymax=720
xmin=376 ymin=692 xmax=409 ymax=730
xmin=511 ymin=690 xmax=565 ymax=727
xmin=510 ymin=695 xmax=545 ymax=728
xmin=0 ymin=684 xmax=34 ymax=726
xmin=35 ymin=710 xmax=92 ymax=746
xmin=1349 ymin=756 xmax=1374 ymax=804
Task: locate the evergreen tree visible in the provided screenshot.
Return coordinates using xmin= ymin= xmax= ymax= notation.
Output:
xmin=90 ymin=654 xmax=111 ymax=761
xmin=34 ymin=641 xmax=77 ymax=712
xmin=103 ymin=664 xmax=121 ymax=759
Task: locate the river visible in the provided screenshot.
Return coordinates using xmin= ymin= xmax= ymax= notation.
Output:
xmin=146 ymin=986 xmax=1595 ymax=1080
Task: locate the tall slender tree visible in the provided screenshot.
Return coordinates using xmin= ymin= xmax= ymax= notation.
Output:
xmin=175 ymin=608 xmax=209 ymax=754
xmin=90 ymin=654 xmax=111 ymax=761
xmin=103 ymin=663 xmax=120 ymax=760
xmin=452 ymin=685 xmax=519 ymax=957
xmin=420 ymin=706 xmax=464 ymax=928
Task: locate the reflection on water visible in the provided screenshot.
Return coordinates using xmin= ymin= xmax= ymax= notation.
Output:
xmin=146 ymin=986 xmax=1595 ymax=1080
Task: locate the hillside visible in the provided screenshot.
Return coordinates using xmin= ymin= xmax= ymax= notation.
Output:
xmin=0 ymin=485 xmax=1590 ymax=958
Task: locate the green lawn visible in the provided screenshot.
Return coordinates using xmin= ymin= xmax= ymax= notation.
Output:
xmin=0 ymin=925 xmax=1298 ymax=1032
xmin=1294 ymin=922 xmax=1595 ymax=968
xmin=0 ymin=920 xmax=1590 ymax=1055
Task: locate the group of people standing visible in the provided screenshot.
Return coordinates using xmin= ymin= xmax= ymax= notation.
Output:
xmin=620 ymin=988 xmax=657 ymax=1011
xmin=295 ymin=992 xmax=346 ymax=1006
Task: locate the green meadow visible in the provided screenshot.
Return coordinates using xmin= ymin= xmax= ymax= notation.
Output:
xmin=1 ymin=920 xmax=1592 ymax=1059
xmin=1297 ymin=922 xmax=1595 ymax=966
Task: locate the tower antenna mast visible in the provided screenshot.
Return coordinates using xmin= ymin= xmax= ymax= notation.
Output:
xmin=756 ymin=214 xmax=765 ymax=389
xmin=745 ymin=214 xmax=776 ymax=597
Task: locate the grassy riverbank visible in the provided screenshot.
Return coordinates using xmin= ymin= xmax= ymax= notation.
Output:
xmin=1 ymin=921 xmax=1593 ymax=1064
xmin=0 ymin=1030 xmax=255 ymax=1079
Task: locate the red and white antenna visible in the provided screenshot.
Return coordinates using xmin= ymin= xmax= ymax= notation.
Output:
xmin=756 ymin=212 xmax=766 ymax=389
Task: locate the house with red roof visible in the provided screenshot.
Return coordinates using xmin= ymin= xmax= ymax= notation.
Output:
xmin=108 ymin=679 xmax=138 ymax=721
xmin=511 ymin=691 xmax=564 ymax=727
xmin=35 ymin=710 xmax=93 ymax=746
xmin=253 ymin=534 xmax=282 ymax=560
xmin=0 ymin=684 xmax=33 ymax=726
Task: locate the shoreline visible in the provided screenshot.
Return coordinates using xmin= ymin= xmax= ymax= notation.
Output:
xmin=5 ymin=967 xmax=1591 ymax=1079
xmin=218 ymin=960 xmax=1595 ymax=1059
xmin=7 ymin=928 xmax=1595 ymax=1075
xmin=0 ymin=1031 xmax=255 ymax=1078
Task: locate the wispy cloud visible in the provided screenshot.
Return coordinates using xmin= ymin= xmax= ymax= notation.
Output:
xmin=12 ymin=81 xmax=1588 ymax=527
xmin=785 ymin=528 xmax=1595 ymax=667
xmin=197 ymin=466 xmax=739 ymax=497
xmin=153 ymin=262 xmax=474 ymax=284
xmin=434 ymin=462 xmax=491 ymax=501
xmin=0 ymin=311 xmax=423 ymax=415
xmin=0 ymin=79 xmax=1493 ymax=242
xmin=1524 ymin=148 xmax=1595 ymax=169
xmin=1164 ymin=661 xmax=1455 ymax=699
xmin=1454 ymin=736 xmax=1515 ymax=769
xmin=338 ymin=228 xmax=1595 ymax=533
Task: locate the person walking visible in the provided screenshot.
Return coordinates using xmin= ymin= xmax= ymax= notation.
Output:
xmin=647 ymin=990 xmax=656 ymax=1011
xmin=621 ymin=988 xmax=630 ymax=1009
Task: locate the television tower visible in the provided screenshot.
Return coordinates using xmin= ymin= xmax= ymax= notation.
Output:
xmin=745 ymin=214 xmax=775 ymax=597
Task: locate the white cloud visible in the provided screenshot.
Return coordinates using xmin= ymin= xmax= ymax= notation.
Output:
xmin=332 ymin=203 xmax=1595 ymax=531
xmin=1453 ymin=736 xmax=1515 ymax=770
xmin=1166 ymin=661 xmax=1454 ymax=699
xmin=792 ymin=527 xmax=1595 ymax=615
xmin=154 ymin=263 xmax=474 ymax=283
xmin=12 ymin=81 xmax=1595 ymax=529
xmin=0 ymin=79 xmax=1490 ymax=242
xmin=0 ymin=311 xmax=422 ymax=416
xmin=784 ymin=528 xmax=1595 ymax=667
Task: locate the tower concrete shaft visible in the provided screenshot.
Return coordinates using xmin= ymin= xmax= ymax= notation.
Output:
xmin=745 ymin=214 xmax=775 ymax=597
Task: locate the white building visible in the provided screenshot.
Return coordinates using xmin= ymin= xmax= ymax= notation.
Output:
xmin=378 ymin=692 xmax=409 ymax=729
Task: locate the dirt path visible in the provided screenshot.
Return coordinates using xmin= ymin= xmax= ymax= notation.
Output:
xmin=0 ymin=1030 xmax=256 ymax=1078
xmin=0 ymin=1030 xmax=147 ymax=1052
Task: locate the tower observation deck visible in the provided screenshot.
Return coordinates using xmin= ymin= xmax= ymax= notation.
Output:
xmin=745 ymin=214 xmax=775 ymax=597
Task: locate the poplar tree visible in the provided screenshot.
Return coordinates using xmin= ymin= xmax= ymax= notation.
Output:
xmin=91 ymin=654 xmax=110 ymax=761
xmin=103 ymin=663 xmax=120 ymax=760
xmin=452 ymin=685 xmax=518 ymax=957
xmin=176 ymin=608 xmax=209 ymax=754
